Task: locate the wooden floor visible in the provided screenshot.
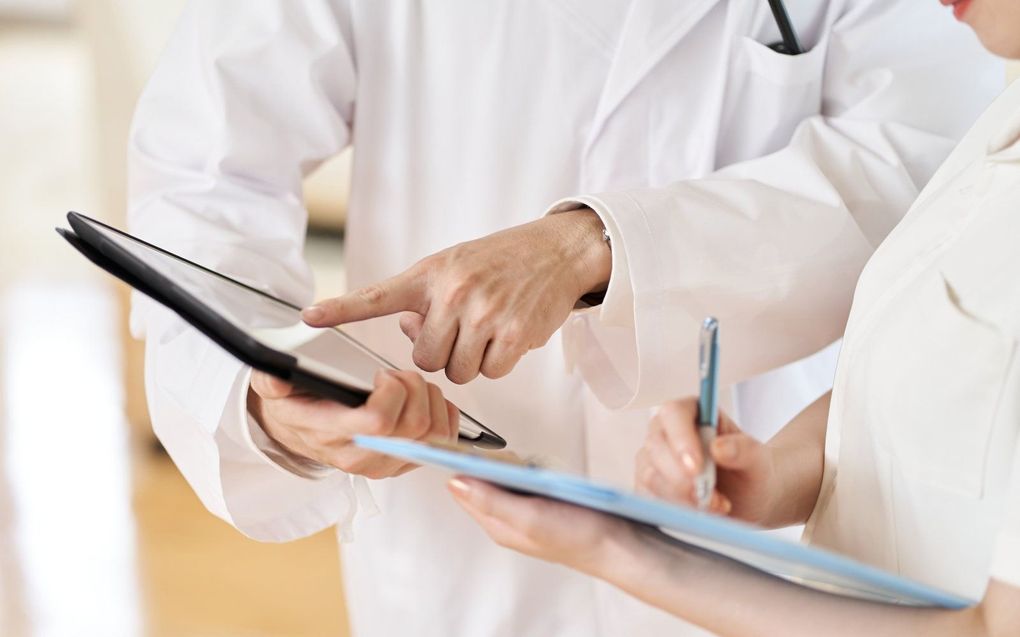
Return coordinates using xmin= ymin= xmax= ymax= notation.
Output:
xmin=0 ymin=23 xmax=350 ymax=637
xmin=133 ymin=448 xmax=349 ymax=637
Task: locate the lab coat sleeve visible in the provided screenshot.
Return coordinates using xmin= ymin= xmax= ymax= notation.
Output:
xmin=128 ymin=0 xmax=359 ymax=541
xmin=553 ymin=1 xmax=1004 ymax=409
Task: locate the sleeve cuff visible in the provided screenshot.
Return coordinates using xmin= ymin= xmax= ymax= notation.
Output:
xmin=544 ymin=192 xmax=662 ymax=409
xmin=545 ymin=196 xmax=635 ymax=329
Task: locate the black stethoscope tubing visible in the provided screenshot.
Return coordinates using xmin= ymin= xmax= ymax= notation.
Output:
xmin=767 ymin=0 xmax=802 ymax=55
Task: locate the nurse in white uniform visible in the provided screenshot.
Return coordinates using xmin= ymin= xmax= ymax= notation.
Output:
xmin=129 ymin=1 xmax=999 ymax=635
xmin=451 ymin=1 xmax=1020 ymax=634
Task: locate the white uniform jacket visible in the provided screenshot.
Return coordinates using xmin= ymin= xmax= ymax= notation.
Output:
xmin=806 ymin=79 xmax=1020 ymax=600
xmin=127 ymin=1 xmax=1001 ymax=635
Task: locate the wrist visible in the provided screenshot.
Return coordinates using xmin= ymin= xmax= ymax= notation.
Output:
xmin=760 ymin=442 xmax=816 ymax=528
xmin=245 ymin=384 xmax=308 ymax=462
xmin=582 ymin=521 xmax=652 ymax=582
xmin=246 ymin=384 xmax=268 ymax=429
xmin=552 ymin=207 xmax=612 ymax=299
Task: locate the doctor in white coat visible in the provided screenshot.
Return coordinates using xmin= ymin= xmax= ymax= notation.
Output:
xmin=128 ymin=1 xmax=1000 ymax=636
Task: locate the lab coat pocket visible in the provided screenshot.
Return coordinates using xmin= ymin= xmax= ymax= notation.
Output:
xmin=717 ymin=37 xmax=827 ymax=163
xmin=737 ymin=36 xmax=827 ymax=87
xmin=869 ymin=273 xmax=1011 ymax=498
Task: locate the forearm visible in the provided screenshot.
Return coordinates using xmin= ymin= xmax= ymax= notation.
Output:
xmin=759 ymin=391 xmax=831 ymax=528
xmin=602 ymin=526 xmax=994 ymax=637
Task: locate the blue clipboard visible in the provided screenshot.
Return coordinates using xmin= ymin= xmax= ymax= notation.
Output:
xmin=354 ymin=436 xmax=974 ymax=609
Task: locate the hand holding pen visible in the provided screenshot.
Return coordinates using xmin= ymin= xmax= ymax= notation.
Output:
xmin=634 ymin=319 xmax=781 ymax=524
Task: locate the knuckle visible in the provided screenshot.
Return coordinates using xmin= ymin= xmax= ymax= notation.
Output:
xmin=483 ymin=344 xmax=524 ymax=379
xmin=361 ymin=466 xmax=390 ymax=480
xmin=365 ymin=413 xmax=395 ymax=436
xmin=412 ymin=348 xmax=442 ymax=373
xmin=399 ymin=312 xmax=423 ymax=338
xmin=416 ymin=253 xmax=439 ymax=271
xmin=445 ymin=402 xmax=461 ymax=432
xmin=634 ymin=448 xmax=649 ymax=470
xmin=397 ymin=369 xmax=424 ymax=388
xmin=441 ymin=279 xmax=474 ymax=307
xmin=660 ymin=399 xmax=695 ymax=422
xmin=479 ymin=360 xmax=510 ymax=380
xmin=356 ymin=284 xmax=387 ymax=305
xmin=408 ymin=413 xmax=432 ymax=438
xmin=341 ymin=453 xmax=374 ymax=476
xmin=633 ymin=466 xmax=646 ymax=488
xmin=332 ymin=450 xmax=361 ymax=474
xmin=639 ymin=465 xmax=657 ymax=487
xmin=344 ymin=453 xmax=395 ymax=480
xmin=466 ymin=309 xmax=495 ymax=331
xmin=659 ymin=401 xmax=682 ymax=418
xmin=497 ymin=324 xmax=526 ymax=347
xmin=445 ymin=365 xmax=476 ymax=385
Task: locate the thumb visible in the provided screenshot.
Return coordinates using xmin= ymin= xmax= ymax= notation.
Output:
xmin=302 ymin=269 xmax=426 ymax=327
xmin=250 ymin=370 xmax=296 ymax=400
xmin=710 ymin=432 xmax=764 ymax=471
xmin=399 ymin=311 xmax=426 ymax=343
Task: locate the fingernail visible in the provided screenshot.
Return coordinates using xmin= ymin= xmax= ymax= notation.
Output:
xmin=301 ymin=306 xmax=324 ymax=322
xmin=721 ymin=496 xmax=732 ymax=515
xmin=680 ymin=452 xmax=698 ymax=474
xmin=714 ymin=437 xmax=737 ymax=461
xmin=448 ymin=478 xmax=472 ymax=498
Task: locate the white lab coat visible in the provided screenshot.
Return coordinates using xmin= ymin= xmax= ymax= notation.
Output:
xmin=127 ymin=2 xmax=1000 ymax=636
xmin=805 ymin=79 xmax=1020 ymax=600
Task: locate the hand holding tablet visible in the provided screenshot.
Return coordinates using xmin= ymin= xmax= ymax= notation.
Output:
xmin=57 ymin=212 xmax=507 ymax=476
xmin=249 ymin=368 xmax=461 ymax=478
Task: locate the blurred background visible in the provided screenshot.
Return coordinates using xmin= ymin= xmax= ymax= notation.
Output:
xmin=0 ymin=1 xmax=353 ymax=635
xmin=0 ymin=2 xmax=1018 ymax=637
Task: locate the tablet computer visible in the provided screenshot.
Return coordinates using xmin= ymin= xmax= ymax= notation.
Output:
xmin=354 ymin=436 xmax=975 ymax=609
xmin=57 ymin=211 xmax=506 ymax=449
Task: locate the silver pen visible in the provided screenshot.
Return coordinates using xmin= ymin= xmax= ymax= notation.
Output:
xmin=694 ymin=317 xmax=720 ymax=510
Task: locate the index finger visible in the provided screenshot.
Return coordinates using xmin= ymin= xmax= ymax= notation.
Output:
xmin=302 ymin=268 xmax=427 ymax=327
xmin=655 ymin=400 xmax=704 ymax=474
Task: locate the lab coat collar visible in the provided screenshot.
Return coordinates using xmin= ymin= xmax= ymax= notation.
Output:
xmin=587 ymin=0 xmax=721 ymax=146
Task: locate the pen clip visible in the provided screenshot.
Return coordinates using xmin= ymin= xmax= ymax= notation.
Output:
xmin=698 ymin=317 xmax=718 ymax=381
xmin=697 ymin=317 xmax=719 ymax=428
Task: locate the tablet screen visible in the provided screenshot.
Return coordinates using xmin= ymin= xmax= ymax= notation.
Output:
xmin=83 ymin=216 xmax=399 ymax=394
xmin=64 ymin=213 xmax=498 ymax=444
